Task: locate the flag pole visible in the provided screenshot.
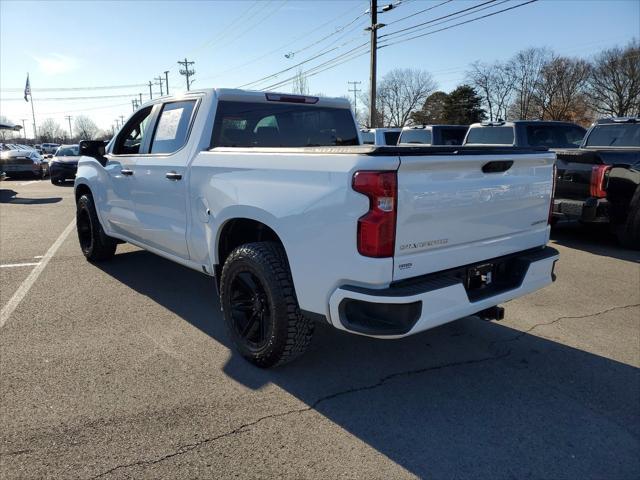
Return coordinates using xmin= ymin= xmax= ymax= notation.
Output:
xmin=29 ymin=75 xmax=37 ymax=140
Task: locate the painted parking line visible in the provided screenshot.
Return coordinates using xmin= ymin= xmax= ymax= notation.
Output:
xmin=19 ymin=180 xmax=40 ymax=186
xmin=0 ymin=219 xmax=75 ymax=328
xmin=0 ymin=263 xmax=41 ymax=268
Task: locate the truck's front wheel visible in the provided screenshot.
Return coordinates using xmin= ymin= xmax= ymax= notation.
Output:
xmin=76 ymin=194 xmax=118 ymax=261
xmin=220 ymin=242 xmax=314 ymax=368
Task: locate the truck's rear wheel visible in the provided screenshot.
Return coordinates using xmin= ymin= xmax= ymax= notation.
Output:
xmin=617 ymin=204 xmax=640 ymax=250
xmin=76 ymin=193 xmax=118 ymax=261
xmin=220 ymin=242 xmax=314 ymax=368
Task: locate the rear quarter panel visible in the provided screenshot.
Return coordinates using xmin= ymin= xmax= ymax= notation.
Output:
xmin=188 ymin=149 xmax=400 ymax=315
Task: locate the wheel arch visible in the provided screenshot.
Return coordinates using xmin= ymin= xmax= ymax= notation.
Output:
xmin=75 ymin=182 xmax=92 ymax=204
xmin=215 ymin=216 xmax=287 ymax=275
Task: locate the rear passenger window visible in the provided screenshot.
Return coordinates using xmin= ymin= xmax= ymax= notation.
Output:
xmin=465 ymin=127 xmax=514 ymax=145
xmin=150 ymin=100 xmax=197 ymax=154
xmin=400 ymin=129 xmax=431 ymax=144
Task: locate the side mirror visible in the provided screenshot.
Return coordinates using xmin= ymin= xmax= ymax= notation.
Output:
xmin=79 ymin=140 xmax=108 ymax=167
xmin=46 ymin=154 xmax=53 ymax=159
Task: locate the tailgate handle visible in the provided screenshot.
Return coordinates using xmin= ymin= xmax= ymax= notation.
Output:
xmin=482 ymin=161 xmax=513 ymax=173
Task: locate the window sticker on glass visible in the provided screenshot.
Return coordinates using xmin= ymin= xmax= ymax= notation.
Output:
xmin=155 ymin=107 xmax=184 ymax=141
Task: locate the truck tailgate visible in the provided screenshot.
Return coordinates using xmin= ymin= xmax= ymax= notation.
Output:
xmin=393 ymin=151 xmax=555 ymax=281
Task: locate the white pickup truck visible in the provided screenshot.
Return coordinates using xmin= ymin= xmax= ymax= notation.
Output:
xmin=75 ymin=89 xmax=558 ymax=367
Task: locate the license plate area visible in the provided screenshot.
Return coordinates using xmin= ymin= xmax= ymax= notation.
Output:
xmin=466 ymin=263 xmax=494 ymax=291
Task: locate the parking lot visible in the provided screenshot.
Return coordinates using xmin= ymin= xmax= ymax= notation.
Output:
xmin=0 ymin=178 xmax=638 ymax=479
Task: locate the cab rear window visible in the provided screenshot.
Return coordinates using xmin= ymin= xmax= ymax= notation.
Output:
xmin=212 ymin=101 xmax=359 ymax=148
xmin=400 ymin=129 xmax=432 ymax=144
xmin=585 ymin=123 xmax=640 ymax=147
xmin=465 ymin=126 xmax=514 ymax=145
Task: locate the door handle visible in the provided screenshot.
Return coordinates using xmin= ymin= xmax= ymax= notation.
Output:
xmin=165 ymin=171 xmax=182 ymax=181
xmin=120 ymin=169 xmax=134 ymax=176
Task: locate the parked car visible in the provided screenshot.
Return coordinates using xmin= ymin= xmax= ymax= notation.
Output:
xmin=34 ymin=144 xmax=43 ymax=154
xmin=553 ymin=117 xmax=640 ymax=248
xmin=0 ymin=144 xmax=48 ymax=179
xmin=49 ymin=144 xmax=80 ymax=184
xmin=41 ymin=143 xmax=61 ymax=155
xmin=463 ymin=120 xmax=586 ymax=148
xmin=398 ymin=125 xmax=468 ymax=146
xmin=360 ymin=128 xmax=402 ymax=145
xmin=75 ymin=89 xmax=558 ymax=367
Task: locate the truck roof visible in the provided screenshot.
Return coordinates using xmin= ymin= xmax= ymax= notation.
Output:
xmin=140 ymin=88 xmax=352 ymax=110
xmin=470 ymin=120 xmax=582 ymax=128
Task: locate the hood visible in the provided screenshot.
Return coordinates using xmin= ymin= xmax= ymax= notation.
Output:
xmin=0 ymin=150 xmax=39 ymax=161
xmin=52 ymin=155 xmax=81 ymax=164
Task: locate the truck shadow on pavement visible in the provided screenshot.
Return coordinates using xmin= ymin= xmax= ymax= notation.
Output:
xmin=0 ymin=188 xmax=62 ymax=204
xmin=97 ymin=250 xmax=640 ymax=479
xmin=551 ymin=222 xmax=640 ymax=263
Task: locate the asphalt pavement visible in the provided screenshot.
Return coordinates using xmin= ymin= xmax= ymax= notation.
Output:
xmin=1 ymin=178 xmax=638 ymax=479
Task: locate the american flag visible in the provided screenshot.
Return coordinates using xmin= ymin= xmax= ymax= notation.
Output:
xmin=24 ymin=74 xmax=31 ymax=102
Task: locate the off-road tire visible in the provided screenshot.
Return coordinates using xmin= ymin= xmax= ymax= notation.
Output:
xmin=617 ymin=204 xmax=640 ymax=250
xmin=220 ymin=241 xmax=314 ymax=368
xmin=76 ymin=193 xmax=117 ymax=261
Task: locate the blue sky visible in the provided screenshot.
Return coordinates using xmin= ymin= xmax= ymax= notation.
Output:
xmin=1 ymin=0 xmax=638 ymax=134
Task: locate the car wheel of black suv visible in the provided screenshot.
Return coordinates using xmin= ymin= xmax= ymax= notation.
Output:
xmin=76 ymin=193 xmax=118 ymax=261
xmin=220 ymin=241 xmax=314 ymax=368
xmin=617 ymin=204 xmax=640 ymax=250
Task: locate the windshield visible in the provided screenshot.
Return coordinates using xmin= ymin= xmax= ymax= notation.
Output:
xmin=212 ymin=101 xmax=359 ymax=147
xmin=526 ymin=125 xmax=585 ymax=148
xmin=465 ymin=126 xmax=514 ymax=145
xmin=56 ymin=146 xmax=79 ymax=156
xmin=585 ymin=123 xmax=640 ymax=147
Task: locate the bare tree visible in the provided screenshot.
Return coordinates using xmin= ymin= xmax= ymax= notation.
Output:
xmin=410 ymin=91 xmax=448 ymax=125
xmin=587 ymin=39 xmax=640 ymax=117
xmin=508 ymin=47 xmax=550 ymax=119
xmin=74 ymin=115 xmax=99 ymax=140
xmin=467 ymin=61 xmax=514 ymax=121
xmin=375 ymin=68 xmax=437 ymax=127
xmin=39 ymin=118 xmax=63 ymax=143
xmin=534 ymin=56 xmax=591 ymax=121
xmin=291 ymin=68 xmax=309 ymax=95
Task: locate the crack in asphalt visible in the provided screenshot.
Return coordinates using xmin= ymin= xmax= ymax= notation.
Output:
xmin=88 ymin=351 xmax=510 ymax=479
xmin=492 ymin=303 xmax=640 ymax=347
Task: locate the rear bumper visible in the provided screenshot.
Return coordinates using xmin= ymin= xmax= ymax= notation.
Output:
xmin=50 ymin=162 xmax=78 ymax=179
xmin=553 ymin=197 xmax=609 ymax=223
xmin=328 ymin=247 xmax=559 ymax=338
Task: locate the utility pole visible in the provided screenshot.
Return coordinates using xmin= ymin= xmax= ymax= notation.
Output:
xmin=139 ymin=92 xmax=143 ymax=104
xmin=367 ymin=0 xmax=378 ymax=127
xmin=131 ymin=99 xmax=137 ymax=112
xmin=154 ymin=75 xmax=164 ymax=96
xmin=20 ymin=119 xmax=27 ymax=139
xmin=178 ymin=58 xmax=195 ymax=91
xmin=347 ymin=81 xmax=362 ymax=120
xmin=119 ymin=115 xmax=125 ymax=127
xmin=64 ymin=115 xmax=73 ymax=139
xmin=148 ymin=81 xmax=153 ymax=100
xmin=164 ymin=70 xmax=170 ymax=95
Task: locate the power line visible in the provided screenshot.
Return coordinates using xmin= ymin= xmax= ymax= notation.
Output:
xmin=380 ymin=0 xmax=498 ymax=39
xmin=382 ymin=0 xmax=510 ymax=42
xmin=197 ymin=3 xmax=369 ymax=82
xmin=237 ymin=38 xmax=369 ymax=89
xmin=0 ymin=83 xmax=146 ymax=92
xmin=380 ymin=0 xmax=539 ymax=48
xmin=259 ymin=0 xmax=540 ymax=93
xmin=384 ymin=0 xmax=453 ymax=25
xmin=2 ymin=93 xmax=142 ymax=102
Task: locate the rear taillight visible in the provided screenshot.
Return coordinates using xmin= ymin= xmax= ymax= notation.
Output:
xmin=352 ymin=171 xmax=397 ymax=258
xmin=549 ymin=162 xmax=557 ymax=225
xmin=590 ymin=164 xmax=610 ymax=198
